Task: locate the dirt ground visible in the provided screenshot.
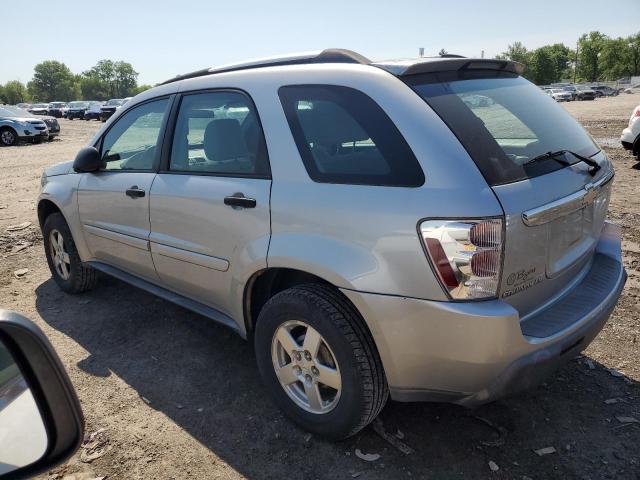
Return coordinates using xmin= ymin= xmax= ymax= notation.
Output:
xmin=1 ymin=95 xmax=639 ymax=480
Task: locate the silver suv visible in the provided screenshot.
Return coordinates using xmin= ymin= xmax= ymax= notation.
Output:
xmin=38 ymin=49 xmax=626 ymax=439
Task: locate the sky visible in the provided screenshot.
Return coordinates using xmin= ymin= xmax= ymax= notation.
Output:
xmin=2 ymin=0 xmax=639 ymax=86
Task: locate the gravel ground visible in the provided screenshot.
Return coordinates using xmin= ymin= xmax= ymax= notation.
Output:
xmin=0 ymin=95 xmax=639 ymax=480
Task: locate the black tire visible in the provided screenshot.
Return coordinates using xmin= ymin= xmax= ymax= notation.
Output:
xmin=43 ymin=213 xmax=99 ymax=294
xmin=255 ymin=284 xmax=388 ymax=439
xmin=0 ymin=127 xmax=18 ymax=146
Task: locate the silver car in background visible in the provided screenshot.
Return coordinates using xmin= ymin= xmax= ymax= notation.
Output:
xmin=0 ymin=106 xmax=48 ymax=146
xmin=38 ymin=50 xmax=626 ymax=439
xmin=548 ymin=88 xmax=572 ymax=102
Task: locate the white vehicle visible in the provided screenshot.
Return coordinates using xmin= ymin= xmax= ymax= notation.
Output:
xmin=548 ymin=88 xmax=572 ymax=102
xmin=621 ymin=104 xmax=640 ymax=159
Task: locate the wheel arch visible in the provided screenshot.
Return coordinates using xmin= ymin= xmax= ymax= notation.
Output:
xmin=37 ymin=198 xmax=64 ymax=229
xmin=244 ymin=267 xmax=368 ymax=339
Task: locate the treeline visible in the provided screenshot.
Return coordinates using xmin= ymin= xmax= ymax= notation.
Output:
xmin=0 ymin=60 xmax=153 ymax=104
xmin=496 ymin=31 xmax=640 ymax=85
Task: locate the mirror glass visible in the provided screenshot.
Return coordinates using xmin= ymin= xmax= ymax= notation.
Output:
xmin=0 ymin=339 xmax=48 ymax=474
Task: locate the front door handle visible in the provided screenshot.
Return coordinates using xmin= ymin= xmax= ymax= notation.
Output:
xmin=224 ymin=194 xmax=256 ymax=209
xmin=125 ymin=186 xmax=146 ymax=198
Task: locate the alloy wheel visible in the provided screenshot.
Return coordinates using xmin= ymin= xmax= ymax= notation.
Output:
xmin=271 ymin=320 xmax=342 ymax=414
xmin=49 ymin=229 xmax=71 ymax=280
xmin=1 ymin=130 xmax=16 ymax=146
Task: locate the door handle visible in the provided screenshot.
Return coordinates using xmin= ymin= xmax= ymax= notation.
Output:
xmin=125 ymin=186 xmax=146 ymax=198
xmin=224 ymin=194 xmax=256 ymax=209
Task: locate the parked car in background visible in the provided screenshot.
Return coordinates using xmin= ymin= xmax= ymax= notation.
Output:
xmin=28 ymin=103 xmax=50 ymax=115
xmin=67 ymin=101 xmax=89 ymax=120
xmin=575 ymin=85 xmax=597 ymax=100
xmin=16 ymin=102 xmax=32 ymax=110
xmin=42 ymin=116 xmax=60 ymax=140
xmin=47 ymin=102 xmax=68 ymax=118
xmin=83 ymin=101 xmax=103 ymax=121
xmin=592 ymin=86 xmax=618 ymax=97
xmin=621 ymin=104 xmax=640 ymax=160
xmin=624 ymin=84 xmax=640 ymax=94
xmin=38 ymin=49 xmax=625 ymax=439
xmin=99 ymin=98 xmax=124 ymax=122
xmin=0 ymin=105 xmax=48 ymax=145
xmin=548 ymin=88 xmax=572 ymax=102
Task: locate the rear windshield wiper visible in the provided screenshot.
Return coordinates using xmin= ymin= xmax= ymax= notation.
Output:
xmin=524 ymin=150 xmax=601 ymax=176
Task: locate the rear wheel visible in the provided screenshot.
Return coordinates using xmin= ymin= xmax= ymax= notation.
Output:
xmin=0 ymin=127 xmax=17 ymax=146
xmin=43 ymin=213 xmax=99 ymax=293
xmin=255 ymin=284 xmax=388 ymax=439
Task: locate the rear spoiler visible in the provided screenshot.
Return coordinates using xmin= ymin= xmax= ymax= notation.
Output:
xmin=373 ymin=58 xmax=524 ymax=77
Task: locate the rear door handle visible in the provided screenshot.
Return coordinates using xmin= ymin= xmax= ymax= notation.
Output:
xmin=125 ymin=186 xmax=146 ymax=198
xmin=224 ymin=194 xmax=256 ymax=209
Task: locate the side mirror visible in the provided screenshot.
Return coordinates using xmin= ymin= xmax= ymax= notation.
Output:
xmin=73 ymin=146 xmax=102 ymax=173
xmin=0 ymin=310 xmax=84 ymax=479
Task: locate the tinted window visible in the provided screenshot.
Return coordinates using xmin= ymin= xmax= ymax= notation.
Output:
xmin=408 ymin=73 xmax=599 ymax=186
xmin=169 ymin=91 xmax=269 ymax=176
xmin=101 ymin=98 xmax=169 ymax=171
xmin=279 ymin=85 xmax=424 ymax=187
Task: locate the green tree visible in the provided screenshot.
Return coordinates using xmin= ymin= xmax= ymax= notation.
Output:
xmin=626 ymin=33 xmax=640 ymax=76
xmin=497 ymin=41 xmax=530 ymax=65
xmin=546 ymin=43 xmax=573 ymax=80
xmin=577 ymin=31 xmax=607 ymax=81
xmin=527 ymin=47 xmax=556 ymax=85
xmin=82 ymin=59 xmax=139 ymax=98
xmin=2 ymin=80 xmax=30 ymax=104
xmin=28 ymin=61 xmax=78 ymax=101
xmin=600 ymin=37 xmax=632 ymax=79
xmin=79 ymin=75 xmax=110 ymax=100
xmin=131 ymin=84 xmax=153 ymax=96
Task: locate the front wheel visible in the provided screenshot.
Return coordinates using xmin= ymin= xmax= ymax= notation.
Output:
xmin=43 ymin=213 xmax=99 ymax=293
xmin=255 ymin=284 xmax=388 ymax=439
xmin=0 ymin=127 xmax=17 ymax=146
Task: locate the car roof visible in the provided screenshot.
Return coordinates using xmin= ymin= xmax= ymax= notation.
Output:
xmin=159 ymin=48 xmax=523 ymax=85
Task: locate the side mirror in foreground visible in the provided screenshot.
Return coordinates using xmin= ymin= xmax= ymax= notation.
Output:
xmin=0 ymin=310 xmax=84 ymax=480
xmin=73 ymin=147 xmax=102 ymax=173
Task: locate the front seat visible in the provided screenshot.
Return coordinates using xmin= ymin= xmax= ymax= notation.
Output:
xmin=203 ymin=119 xmax=253 ymax=173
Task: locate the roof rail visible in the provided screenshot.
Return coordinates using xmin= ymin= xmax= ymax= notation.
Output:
xmin=160 ymin=48 xmax=371 ymax=85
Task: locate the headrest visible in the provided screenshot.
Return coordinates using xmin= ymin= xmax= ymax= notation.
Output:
xmin=204 ymin=119 xmax=248 ymax=161
xmin=297 ymin=100 xmax=369 ymax=145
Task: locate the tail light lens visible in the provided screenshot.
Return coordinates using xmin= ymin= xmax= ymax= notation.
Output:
xmin=631 ymin=107 xmax=640 ymax=127
xmin=419 ymin=219 xmax=503 ymax=299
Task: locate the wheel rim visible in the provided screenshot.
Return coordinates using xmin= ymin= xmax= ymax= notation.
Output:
xmin=271 ymin=320 xmax=342 ymax=414
xmin=1 ymin=130 xmax=15 ymax=145
xmin=49 ymin=229 xmax=71 ymax=280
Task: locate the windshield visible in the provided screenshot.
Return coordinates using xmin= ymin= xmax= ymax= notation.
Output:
xmin=106 ymin=99 xmax=123 ymax=106
xmin=50 ymin=102 xmax=66 ymax=108
xmin=551 ymin=89 xmax=564 ymax=93
xmin=407 ymin=72 xmax=599 ymax=185
xmin=32 ymin=103 xmax=48 ymax=108
xmin=69 ymin=101 xmax=88 ymax=108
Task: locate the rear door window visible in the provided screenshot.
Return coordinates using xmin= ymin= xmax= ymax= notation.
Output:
xmin=279 ymin=85 xmax=424 ymax=187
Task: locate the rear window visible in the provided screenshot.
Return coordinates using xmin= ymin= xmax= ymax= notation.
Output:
xmin=407 ymin=72 xmax=599 ymax=186
xmin=279 ymin=85 xmax=424 ymax=187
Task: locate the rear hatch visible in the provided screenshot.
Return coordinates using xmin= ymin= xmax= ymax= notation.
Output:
xmin=406 ymin=68 xmax=612 ymax=318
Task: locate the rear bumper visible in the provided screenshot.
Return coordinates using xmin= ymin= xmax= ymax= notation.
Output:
xmin=343 ymin=222 xmax=626 ymax=406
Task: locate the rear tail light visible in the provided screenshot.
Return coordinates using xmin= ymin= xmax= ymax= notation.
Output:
xmin=419 ymin=219 xmax=504 ymax=300
xmin=631 ymin=107 xmax=640 ymax=127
